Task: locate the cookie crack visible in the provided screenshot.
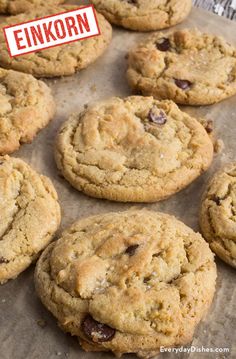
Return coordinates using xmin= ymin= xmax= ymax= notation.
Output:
xmin=64 ymin=108 xmax=198 ymax=186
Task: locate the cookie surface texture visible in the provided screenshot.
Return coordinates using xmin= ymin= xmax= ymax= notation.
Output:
xmin=127 ymin=29 xmax=236 ymax=105
xmin=0 ymin=156 xmax=61 ymax=284
xmin=0 ymin=0 xmax=64 ymax=14
xmin=0 ymin=6 xmax=112 ymax=77
xmin=35 ymin=209 xmax=217 ymax=358
xmin=55 ymin=96 xmax=213 ymax=202
xmin=0 ymin=68 xmax=55 ymax=154
xmin=91 ymin=0 xmax=192 ymax=31
xmin=200 ymin=163 xmax=236 ymax=268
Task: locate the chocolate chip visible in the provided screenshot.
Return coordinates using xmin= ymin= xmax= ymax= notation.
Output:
xmin=125 ymin=244 xmax=139 ymax=256
xmin=126 ymin=0 xmax=137 ymax=4
xmin=205 ymin=120 xmax=213 ymax=134
xmin=156 ymin=38 xmax=171 ymax=52
xmin=213 ymin=196 xmax=221 ymax=205
xmin=148 ymin=108 xmax=167 ymax=125
xmin=174 ymin=79 xmax=192 ymax=90
xmin=81 ymin=315 xmax=115 ymax=343
xmin=0 ymin=257 xmax=9 ymax=264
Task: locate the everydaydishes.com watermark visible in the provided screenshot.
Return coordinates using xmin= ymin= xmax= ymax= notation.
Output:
xmin=160 ymin=346 xmax=230 ymax=354
xmin=3 ymin=5 xmax=100 ymax=57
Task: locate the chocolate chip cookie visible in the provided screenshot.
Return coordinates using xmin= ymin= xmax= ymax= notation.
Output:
xmin=35 ymin=209 xmax=217 ymax=358
xmin=0 ymin=156 xmax=61 ymax=284
xmin=55 ymin=96 xmax=213 ymax=202
xmin=91 ymin=0 xmax=192 ymax=31
xmin=0 ymin=68 xmax=55 ymax=154
xmin=0 ymin=0 xmax=64 ymax=14
xmin=200 ymin=163 xmax=236 ymax=268
xmin=127 ymin=29 xmax=236 ymax=105
xmin=0 ymin=6 xmax=112 ymax=77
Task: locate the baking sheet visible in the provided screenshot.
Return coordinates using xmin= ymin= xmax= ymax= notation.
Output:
xmin=0 ymin=6 xmax=236 ymax=359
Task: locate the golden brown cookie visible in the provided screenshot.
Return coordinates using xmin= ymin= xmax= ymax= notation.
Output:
xmin=200 ymin=163 xmax=236 ymax=268
xmin=0 ymin=68 xmax=55 ymax=154
xmin=35 ymin=209 xmax=217 ymax=358
xmin=0 ymin=156 xmax=61 ymax=284
xmin=127 ymin=29 xmax=236 ymax=105
xmin=91 ymin=0 xmax=192 ymax=31
xmin=55 ymin=96 xmax=214 ymax=202
xmin=0 ymin=6 xmax=112 ymax=77
xmin=0 ymin=0 xmax=64 ymax=14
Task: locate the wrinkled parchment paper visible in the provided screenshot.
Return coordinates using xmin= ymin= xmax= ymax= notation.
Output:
xmin=0 ymin=6 xmax=235 ymax=359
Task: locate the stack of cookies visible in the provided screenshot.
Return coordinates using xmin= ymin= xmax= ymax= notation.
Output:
xmin=0 ymin=1 xmax=235 ymax=358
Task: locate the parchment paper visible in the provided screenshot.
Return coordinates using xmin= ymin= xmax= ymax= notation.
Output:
xmin=0 ymin=6 xmax=235 ymax=359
